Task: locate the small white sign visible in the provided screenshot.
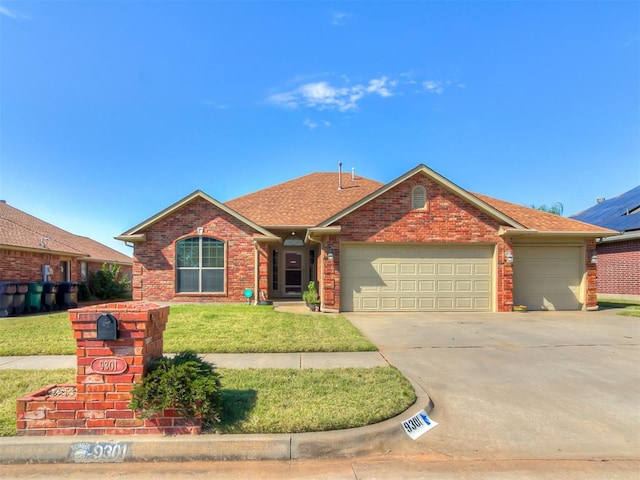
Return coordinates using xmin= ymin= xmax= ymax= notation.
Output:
xmin=401 ymin=409 xmax=438 ymax=440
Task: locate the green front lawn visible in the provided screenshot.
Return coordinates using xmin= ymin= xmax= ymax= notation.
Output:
xmin=0 ymin=367 xmax=416 ymax=436
xmin=0 ymin=304 xmax=376 ymax=356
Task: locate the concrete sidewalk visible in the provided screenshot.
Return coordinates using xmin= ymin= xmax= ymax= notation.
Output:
xmin=0 ymin=352 xmax=389 ymax=370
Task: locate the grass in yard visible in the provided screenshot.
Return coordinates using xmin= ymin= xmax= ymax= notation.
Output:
xmin=0 ymin=305 xmax=376 ymax=356
xmin=0 ymin=367 xmax=415 ymax=436
xmin=0 ymin=369 xmax=75 ymax=436
xmin=598 ymin=301 xmax=640 ymax=317
xmin=163 ymin=305 xmax=376 ymax=353
xmin=0 ymin=312 xmax=75 ymax=356
xmin=217 ymin=367 xmax=416 ymax=434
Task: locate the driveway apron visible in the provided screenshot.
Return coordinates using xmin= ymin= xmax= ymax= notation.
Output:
xmin=346 ymin=310 xmax=640 ymax=461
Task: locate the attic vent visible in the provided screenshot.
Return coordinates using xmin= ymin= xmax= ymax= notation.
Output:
xmin=412 ymin=185 xmax=427 ymax=210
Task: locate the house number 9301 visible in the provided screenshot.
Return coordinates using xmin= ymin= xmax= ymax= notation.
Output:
xmin=90 ymin=357 xmax=128 ymax=375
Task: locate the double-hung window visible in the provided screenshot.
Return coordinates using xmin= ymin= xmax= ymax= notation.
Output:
xmin=176 ymin=237 xmax=224 ymax=293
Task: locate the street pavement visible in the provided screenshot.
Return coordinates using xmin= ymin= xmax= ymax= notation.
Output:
xmin=1 ymin=307 xmax=639 ymax=478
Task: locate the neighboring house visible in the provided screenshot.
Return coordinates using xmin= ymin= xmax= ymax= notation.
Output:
xmin=0 ymin=200 xmax=132 ymax=287
xmin=570 ymin=186 xmax=640 ymax=302
xmin=117 ymin=165 xmax=616 ymax=312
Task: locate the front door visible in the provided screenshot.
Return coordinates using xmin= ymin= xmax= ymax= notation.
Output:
xmin=284 ymin=251 xmax=303 ymax=295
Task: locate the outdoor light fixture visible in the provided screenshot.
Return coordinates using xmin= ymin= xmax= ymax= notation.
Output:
xmin=591 ymin=252 xmax=598 ymax=264
xmin=327 ymin=248 xmax=334 ymax=262
xmin=505 ymin=250 xmax=514 ymax=263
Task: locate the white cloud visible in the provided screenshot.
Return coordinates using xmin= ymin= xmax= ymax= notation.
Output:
xmin=0 ymin=6 xmax=28 ymax=19
xmin=303 ymin=118 xmax=331 ymax=129
xmin=423 ymin=80 xmax=445 ymax=94
xmin=303 ymin=118 xmax=318 ymax=129
xmin=268 ymin=76 xmax=396 ymax=112
xmin=331 ymin=12 xmax=352 ymax=26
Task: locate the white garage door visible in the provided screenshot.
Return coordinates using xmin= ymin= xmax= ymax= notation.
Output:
xmin=341 ymin=245 xmax=493 ymax=312
xmin=513 ymin=246 xmax=583 ymax=311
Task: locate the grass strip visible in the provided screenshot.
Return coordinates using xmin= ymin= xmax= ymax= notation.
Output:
xmin=0 ymin=367 xmax=415 ymax=436
xmin=0 ymin=305 xmax=376 ymax=356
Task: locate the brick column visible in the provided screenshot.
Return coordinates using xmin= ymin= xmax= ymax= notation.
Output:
xmin=17 ymin=301 xmax=201 ymax=436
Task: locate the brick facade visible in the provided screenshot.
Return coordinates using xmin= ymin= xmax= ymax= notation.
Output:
xmin=126 ymin=171 xmax=602 ymax=312
xmin=0 ymin=248 xmax=132 ymax=291
xmin=321 ymin=175 xmax=514 ymax=312
xmin=132 ymin=197 xmax=264 ymax=303
xmin=596 ymin=239 xmax=640 ymax=296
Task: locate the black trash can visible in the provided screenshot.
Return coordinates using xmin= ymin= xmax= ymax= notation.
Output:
xmin=11 ymin=283 xmax=28 ymax=316
xmin=41 ymin=282 xmax=58 ymax=311
xmin=56 ymin=282 xmax=78 ymax=309
xmin=0 ymin=282 xmax=16 ymax=317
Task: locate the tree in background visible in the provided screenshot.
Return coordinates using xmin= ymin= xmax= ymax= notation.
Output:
xmin=529 ymin=202 xmax=564 ymax=216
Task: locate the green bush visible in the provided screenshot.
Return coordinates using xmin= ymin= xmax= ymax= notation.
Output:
xmin=129 ymin=351 xmax=222 ymax=430
xmin=89 ymin=263 xmax=131 ymax=300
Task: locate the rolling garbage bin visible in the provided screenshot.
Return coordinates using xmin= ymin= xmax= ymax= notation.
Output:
xmin=41 ymin=282 xmax=58 ymax=311
xmin=0 ymin=282 xmax=16 ymax=317
xmin=56 ymin=282 xmax=78 ymax=309
xmin=11 ymin=283 xmax=28 ymax=316
xmin=26 ymin=282 xmax=43 ymax=313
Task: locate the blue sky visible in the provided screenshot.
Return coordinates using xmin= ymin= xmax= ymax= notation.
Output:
xmin=1 ymin=1 xmax=638 ymax=255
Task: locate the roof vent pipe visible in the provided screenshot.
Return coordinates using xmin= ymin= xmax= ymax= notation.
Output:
xmin=596 ymin=197 xmax=605 ymax=204
xmin=351 ymin=167 xmax=355 ymax=181
xmin=338 ymin=162 xmax=343 ymax=190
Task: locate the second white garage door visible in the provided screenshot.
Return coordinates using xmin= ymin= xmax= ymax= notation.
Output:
xmin=513 ymin=245 xmax=583 ymax=310
xmin=340 ymin=245 xmax=493 ymax=312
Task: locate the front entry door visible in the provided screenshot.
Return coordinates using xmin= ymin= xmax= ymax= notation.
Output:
xmin=284 ymin=252 xmax=303 ymax=295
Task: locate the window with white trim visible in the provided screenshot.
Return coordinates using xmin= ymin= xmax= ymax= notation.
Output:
xmin=176 ymin=237 xmax=224 ymax=293
xmin=412 ymin=185 xmax=427 ymax=209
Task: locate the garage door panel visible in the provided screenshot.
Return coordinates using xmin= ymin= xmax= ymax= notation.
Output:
xmin=437 ymin=264 xmax=453 ymax=275
xmin=400 ymin=264 xmax=417 ymax=275
xmin=475 ymin=264 xmax=491 ymax=275
xmin=419 ymin=264 xmax=435 ymax=275
xmin=342 ymin=245 xmax=493 ymax=312
xmin=456 ymin=264 xmax=473 ymax=275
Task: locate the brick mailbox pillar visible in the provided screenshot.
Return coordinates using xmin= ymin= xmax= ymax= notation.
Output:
xmin=17 ymin=301 xmax=201 ymax=436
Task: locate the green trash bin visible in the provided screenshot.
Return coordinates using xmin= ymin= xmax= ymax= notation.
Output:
xmin=26 ymin=282 xmax=44 ymax=313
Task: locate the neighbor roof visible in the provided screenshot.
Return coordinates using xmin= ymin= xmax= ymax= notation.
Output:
xmin=474 ymin=193 xmax=617 ymax=235
xmin=0 ymin=201 xmax=132 ymax=264
xmin=225 ymin=172 xmax=384 ymax=228
xmin=569 ymin=186 xmax=640 ymax=232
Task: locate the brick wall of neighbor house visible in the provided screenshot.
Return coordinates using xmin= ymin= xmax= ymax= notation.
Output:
xmin=0 ymin=249 xmax=76 ymax=283
xmin=324 ymin=175 xmax=515 ymax=312
xmin=132 ymin=198 xmax=259 ymax=303
xmin=596 ymin=239 xmax=640 ymax=296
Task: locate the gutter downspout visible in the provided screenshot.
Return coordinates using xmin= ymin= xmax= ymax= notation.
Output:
xmin=253 ymin=241 xmax=259 ymax=306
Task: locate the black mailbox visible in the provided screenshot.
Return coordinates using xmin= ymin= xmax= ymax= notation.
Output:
xmin=96 ymin=313 xmax=118 ymax=340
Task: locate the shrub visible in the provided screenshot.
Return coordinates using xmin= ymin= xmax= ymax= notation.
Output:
xmin=129 ymin=351 xmax=222 ymax=430
xmin=89 ymin=263 xmax=131 ymax=300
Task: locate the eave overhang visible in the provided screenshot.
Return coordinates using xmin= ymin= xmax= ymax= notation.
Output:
xmin=499 ymin=227 xmax=621 ymax=238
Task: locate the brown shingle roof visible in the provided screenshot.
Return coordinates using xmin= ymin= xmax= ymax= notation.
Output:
xmin=226 ymin=172 xmax=384 ymax=227
xmin=473 ymin=193 xmax=617 ymax=234
xmin=0 ymin=201 xmax=132 ymax=264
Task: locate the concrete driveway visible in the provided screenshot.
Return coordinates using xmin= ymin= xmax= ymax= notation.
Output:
xmin=345 ymin=309 xmax=640 ymax=461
